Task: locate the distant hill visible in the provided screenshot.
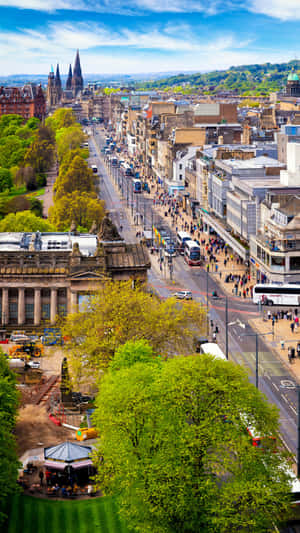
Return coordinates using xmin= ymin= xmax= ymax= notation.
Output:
xmin=136 ymin=60 xmax=300 ymax=95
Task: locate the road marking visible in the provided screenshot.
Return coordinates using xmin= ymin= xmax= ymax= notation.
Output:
xmin=280 ymin=380 xmax=296 ymax=389
xmin=282 ymin=395 xmax=289 ymax=404
xmin=290 ymin=405 xmax=297 ymax=416
xmin=280 ymin=436 xmax=294 ymax=456
xmin=272 ymin=382 xmax=279 ymax=391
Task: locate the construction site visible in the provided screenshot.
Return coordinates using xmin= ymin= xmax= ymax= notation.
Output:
xmin=6 ymin=330 xmax=96 ymax=458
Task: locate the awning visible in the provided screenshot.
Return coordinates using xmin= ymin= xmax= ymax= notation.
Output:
xmin=44 ymin=459 xmax=93 ymax=470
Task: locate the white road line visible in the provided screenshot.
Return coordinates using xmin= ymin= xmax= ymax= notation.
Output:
xmin=280 ymin=436 xmax=294 ymax=456
xmin=272 ymin=382 xmax=279 ymax=391
xmin=282 ymin=395 xmax=289 ymax=404
xmin=290 ymin=405 xmax=297 ymax=416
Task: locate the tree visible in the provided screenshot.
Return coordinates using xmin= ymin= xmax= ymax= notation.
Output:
xmin=58 ymin=148 xmax=87 ymax=179
xmin=54 ymin=155 xmax=95 ymax=199
xmin=24 ymin=138 xmax=54 ymax=174
xmin=46 ymin=108 xmax=76 ymax=131
xmin=49 ymin=191 xmax=105 ymax=231
xmin=56 ymin=126 xmax=85 ymax=162
xmin=0 ymin=353 xmax=20 ymax=526
xmin=94 ymin=353 xmax=292 ymax=533
xmin=0 ymin=168 xmax=12 ymax=191
xmin=0 ymin=211 xmax=54 ymax=232
xmin=62 ymin=280 xmax=206 ymax=383
xmin=3 ymin=195 xmax=31 ymax=215
xmin=110 ymin=339 xmax=159 ymax=372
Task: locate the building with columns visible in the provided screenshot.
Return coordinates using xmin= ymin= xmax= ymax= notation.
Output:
xmin=0 ymin=231 xmax=150 ymax=332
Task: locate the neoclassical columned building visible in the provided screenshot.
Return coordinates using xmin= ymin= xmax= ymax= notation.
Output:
xmin=0 ymin=227 xmax=150 ymax=331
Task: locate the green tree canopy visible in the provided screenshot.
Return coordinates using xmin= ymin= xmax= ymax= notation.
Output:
xmin=0 ymin=168 xmax=13 ymax=192
xmin=54 ymin=155 xmax=95 ymax=199
xmin=110 ymin=339 xmax=159 ymax=372
xmin=62 ymin=280 xmax=205 ymax=384
xmin=49 ymin=191 xmax=105 ymax=231
xmin=46 ymin=108 xmax=77 ymax=131
xmin=56 ymin=125 xmax=85 ymax=162
xmin=94 ymin=353 xmax=292 ymax=533
xmin=0 ymin=211 xmax=54 ymax=232
xmin=0 ymin=353 xmax=20 ymax=526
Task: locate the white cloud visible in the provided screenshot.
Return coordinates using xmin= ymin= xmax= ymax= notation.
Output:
xmin=0 ymin=20 xmax=291 ymax=75
xmin=0 ymin=0 xmax=226 ymax=13
xmin=249 ymin=0 xmax=300 ymax=20
xmin=0 ymin=0 xmax=82 ymax=10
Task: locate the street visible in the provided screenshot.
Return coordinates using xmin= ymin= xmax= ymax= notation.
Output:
xmin=90 ymin=127 xmax=299 ymax=458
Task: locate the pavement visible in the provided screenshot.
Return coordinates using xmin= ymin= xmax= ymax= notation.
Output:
xmin=42 ymin=162 xmax=59 ymax=217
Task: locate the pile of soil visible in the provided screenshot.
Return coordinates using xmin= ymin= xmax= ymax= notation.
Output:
xmin=16 ymin=405 xmax=74 ymax=456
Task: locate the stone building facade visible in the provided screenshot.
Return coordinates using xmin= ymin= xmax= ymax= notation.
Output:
xmin=0 ymin=84 xmax=46 ymax=121
xmin=0 ymin=231 xmax=150 ymax=331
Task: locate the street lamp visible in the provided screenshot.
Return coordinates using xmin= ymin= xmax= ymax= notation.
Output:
xmin=205 ymin=268 xmax=229 ymax=359
xmin=240 ymin=331 xmax=273 ymax=389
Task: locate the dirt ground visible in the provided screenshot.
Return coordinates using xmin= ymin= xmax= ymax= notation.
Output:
xmin=40 ymin=346 xmax=65 ymax=376
xmin=16 ymin=405 xmax=74 ymax=456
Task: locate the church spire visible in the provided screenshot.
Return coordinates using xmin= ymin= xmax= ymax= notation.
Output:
xmin=66 ymin=63 xmax=72 ymax=90
xmin=55 ymin=64 xmax=62 ymax=89
xmin=72 ymin=49 xmax=84 ymax=97
xmin=73 ymin=49 xmax=82 ymax=78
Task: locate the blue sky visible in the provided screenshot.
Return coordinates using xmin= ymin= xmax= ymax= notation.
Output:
xmin=0 ymin=0 xmax=299 ymax=75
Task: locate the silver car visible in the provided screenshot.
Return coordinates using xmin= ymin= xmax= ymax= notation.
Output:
xmin=172 ymin=290 xmax=193 ymax=300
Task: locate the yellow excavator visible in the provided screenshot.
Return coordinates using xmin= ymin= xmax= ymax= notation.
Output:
xmin=9 ymin=341 xmax=44 ymax=359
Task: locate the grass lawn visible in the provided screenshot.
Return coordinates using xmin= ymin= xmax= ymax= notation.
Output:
xmin=6 ymin=493 xmax=130 ymax=533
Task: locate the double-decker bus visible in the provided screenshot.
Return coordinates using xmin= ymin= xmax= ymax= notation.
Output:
xmin=133 ymin=179 xmax=142 ymax=193
xmin=176 ymin=231 xmax=191 ymax=254
xmin=253 ymin=283 xmax=300 ymax=306
xmin=184 ymin=240 xmax=201 ymax=266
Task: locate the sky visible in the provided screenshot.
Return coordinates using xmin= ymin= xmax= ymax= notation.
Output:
xmin=0 ymin=0 xmax=300 ymax=76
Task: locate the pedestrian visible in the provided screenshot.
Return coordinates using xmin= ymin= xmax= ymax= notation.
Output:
xmin=291 ymin=322 xmax=295 ymax=334
xmin=212 ymin=332 xmax=217 ymax=342
xmin=39 ymin=470 xmax=44 ymax=486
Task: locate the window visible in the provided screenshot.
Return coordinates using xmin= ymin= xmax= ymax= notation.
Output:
xmin=271 ymin=256 xmax=285 ymax=266
xmin=255 ymin=286 xmax=300 ymax=295
xmin=179 ymin=164 xmax=182 ymax=170
xmin=179 ymin=174 xmax=183 ymax=180
xmin=290 ymin=257 xmax=300 ymax=271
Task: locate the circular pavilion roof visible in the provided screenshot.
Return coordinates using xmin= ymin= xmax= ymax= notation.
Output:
xmin=44 ymin=441 xmax=92 ymax=463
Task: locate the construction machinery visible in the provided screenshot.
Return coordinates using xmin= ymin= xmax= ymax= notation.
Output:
xmin=9 ymin=341 xmax=44 ymax=359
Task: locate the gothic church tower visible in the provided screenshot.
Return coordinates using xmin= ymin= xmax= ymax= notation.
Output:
xmin=71 ymin=49 xmax=84 ymax=97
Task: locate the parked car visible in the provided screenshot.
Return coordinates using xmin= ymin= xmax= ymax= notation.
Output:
xmin=27 ymin=360 xmax=41 ymax=369
xmin=172 ymin=290 xmax=193 ymax=300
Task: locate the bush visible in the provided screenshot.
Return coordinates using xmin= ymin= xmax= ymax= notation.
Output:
xmin=36 ymin=173 xmax=47 ymax=188
xmin=30 ymin=198 xmax=43 ymax=217
xmin=3 ymin=195 xmax=31 ymax=214
xmin=0 ymin=168 xmax=13 ymax=192
xmin=25 ymin=174 xmax=37 ymax=191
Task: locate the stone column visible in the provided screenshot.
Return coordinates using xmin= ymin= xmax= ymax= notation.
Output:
xmin=2 ymin=288 xmax=9 ymax=325
xmin=18 ymin=288 xmax=25 ymax=326
xmin=70 ymin=291 xmax=77 ymax=313
xmin=34 ymin=288 xmax=41 ymax=326
xmin=50 ymin=288 xmax=57 ymax=325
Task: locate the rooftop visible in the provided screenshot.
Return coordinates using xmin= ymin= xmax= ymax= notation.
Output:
xmin=0 ymin=232 xmax=98 ymax=255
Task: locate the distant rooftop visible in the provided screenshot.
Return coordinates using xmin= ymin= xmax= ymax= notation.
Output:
xmin=0 ymin=232 xmax=98 ymax=255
